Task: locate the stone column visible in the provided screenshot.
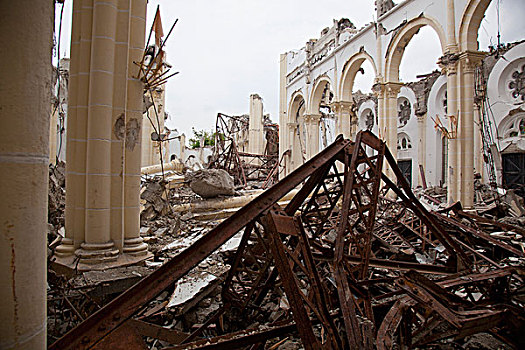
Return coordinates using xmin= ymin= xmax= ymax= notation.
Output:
xmin=123 ymin=0 xmax=148 ymax=256
xmin=417 ymin=114 xmax=427 ymax=187
xmin=373 ymin=82 xmax=386 ymax=139
xmin=0 ymin=1 xmax=53 ymax=348
xmin=279 ymin=123 xmax=292 ymax=176
xmin=446 ymin=0 xmax=458 ymax=52
xmin=458 ymin=51 xmax=485 ymax=207
xmin=384 ymin=83 xmax=403 ymax=161
xmin=56 ymin=0 xmax=149 ymax=266
xmin=473 ymin=103 xmax=484 ymax=180
xmin=76 ymin=0 xmax=120 ymax=263
xmin=304 ymin=114 xmax=321 ymax=159
xmin=56 ymin=0 xmax=90 ymax=257
xmin=331 ymin=101 xmax=353 ymax=139
xmin=439 ymin=54 xmax=460 ymax=204
xmin=279 ymin=53 xmax=288 ymax=176
xmin=248 ymin=94 xmax=265 ymax=155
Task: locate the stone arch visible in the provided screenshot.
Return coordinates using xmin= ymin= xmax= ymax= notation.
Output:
xmin=339 ymin=51 xmax=378 ymax=101
xmin=385 ymin=16 xmax=447 ymax=82
xmin=458 ymin=0 xmax=492 ymax=51
xmin=308 ymin=76 xmax=333 ymax=114
xmin=289 ymin=91 xmax=306 ymax=123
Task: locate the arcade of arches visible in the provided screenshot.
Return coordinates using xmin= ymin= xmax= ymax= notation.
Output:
xmin=279 ymin=0 xmax=513 ymax=208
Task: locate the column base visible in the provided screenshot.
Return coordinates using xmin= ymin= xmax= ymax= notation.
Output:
xmin=75 ymin=241 xmax=119 ymax=264
xmin=54 ymin=237 xmax=75 ymax=257
xmin=123 ymin=237 xmax=149 ymax=256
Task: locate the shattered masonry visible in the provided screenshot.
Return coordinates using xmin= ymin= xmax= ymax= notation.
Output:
xmin=49 ymin=132 xmax=524 ymax=349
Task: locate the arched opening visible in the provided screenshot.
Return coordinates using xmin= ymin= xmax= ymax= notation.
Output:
xmin=309 ymin=78 xmax=334 ymax=154
xmin=459 ymin=0 xmax=493 ymax=51
xmin=385 ymin=16 xmax=445 ymax=187
xmin=477 ymin=0 xmax=525 ymax=52
xmin=340 ymin=52 xmax=377 ymax=137
xmin=385 ymin=16 xmax=446 ymax=83
xmin=289 ymin=93 xmax=306 ymax=170
xmin=399 ymin=26 xmax=442 ymax=82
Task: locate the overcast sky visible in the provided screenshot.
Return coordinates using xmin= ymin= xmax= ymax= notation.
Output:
xmin=54 ymin=0 xmax=525 ymax=139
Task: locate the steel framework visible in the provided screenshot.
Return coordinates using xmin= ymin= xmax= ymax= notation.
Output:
xmin=209 ymin=113 xmax=279 ymax=189
xmin=50 ymin=131 xmax=524 ymax=350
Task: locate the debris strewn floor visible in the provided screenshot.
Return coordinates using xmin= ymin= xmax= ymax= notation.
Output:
xmin=47 ymin=133 xmax=524 ymax=349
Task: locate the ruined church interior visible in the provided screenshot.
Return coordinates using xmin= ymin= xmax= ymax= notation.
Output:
xmin=1 ymin=0 xmax=525 ymax=349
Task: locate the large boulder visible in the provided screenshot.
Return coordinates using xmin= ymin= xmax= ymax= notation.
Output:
xmin=185 ymin=169 xmax=235 ymax=198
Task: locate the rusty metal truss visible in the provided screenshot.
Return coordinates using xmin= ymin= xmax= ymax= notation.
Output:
xmin=209 ymin=113 xmax=279 ymax=189
xmin=50 ymin=131 xmax=524 ymax=350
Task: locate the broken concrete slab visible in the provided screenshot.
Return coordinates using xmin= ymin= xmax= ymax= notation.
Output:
xmin=185 ymin=169 xmax=235 ymax=198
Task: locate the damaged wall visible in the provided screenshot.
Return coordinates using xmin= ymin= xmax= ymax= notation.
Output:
xmin=279 ymin=0 xmax=501 ymax=207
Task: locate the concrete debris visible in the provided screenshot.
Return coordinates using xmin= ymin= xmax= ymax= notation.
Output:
xmin=48 ymin=162 xmax=65 ymax=246
xmin=185 ymin=168 xmax=236 ymax=198
xmin=48 ymin=133 xmax=525 ymax=349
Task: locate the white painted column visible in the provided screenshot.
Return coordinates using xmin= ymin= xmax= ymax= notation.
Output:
xmin=444 ymin=58 xmax=459 ymax=204
xmin=384 ymin=83 xmax=402 ymax=162
xmin=473 ymin=104 xmax=484 ymax=180
xmin=0 ymin=1 xmax=53 ymax=348
xmin=287 ymin=122 xmax=297 ymax=174
xmin=248 ymin=94 xmax=265 ymax=155
xmin=417 ymin=114 xmax=427 ymax=186
xmin=374 ymin=84 xmax=386 ymax=140
xmin=279 ymin=53 xmax=288 ymax=177
xmin=304 ymin=114 xmax=321 ymax=159
xmin=458 ymin=51 xmax=485 ymax=207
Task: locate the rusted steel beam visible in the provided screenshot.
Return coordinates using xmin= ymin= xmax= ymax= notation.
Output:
xmin=455 ymin=208 xmax=525 ymax=237
xmin=164 ymin=322 xmax=297 ymax=350
xmin=128 ymin=319 xmax=189 ymax=345
xmin=434 ymin=212 xmax=523 ymax=257
xmin=343 ymin=255 xmax=454 ymax=274
xmin=262 ymin=210 xmax=321 ymax=350
xmin=380 ymin=172 xmax=470 ymax=268
xmin=50 ymin=137 xmax=349 ymax=350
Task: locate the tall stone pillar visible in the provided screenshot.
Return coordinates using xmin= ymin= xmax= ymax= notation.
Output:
xmin=304 ymin=114 xmax=321 ymax=159
xmin=446 ymin=0 xmax=459 ymax=53
xmin=458 ymin=51 xmax=485 ymax=207
xmin=417 ymin=114 xmax=427 ymax=186
xmin=473 ymin=104 xmax=484 ymax=179
xmin=279 ymin=53 xmax=288 ymax=176
xmin=56 ymin=0 xmax=149 ymax=267
xmin=384 ymin=83 xmax=403 ymax=161
xmin=439 ymin=54 xmax=460 ymax=204
xmin=124 ymin=0 xmax=148 ymax=256
xmin=248 ymin=94 xmax=265 ymax=155
xmin=286 ymin=122 xmax=297 ymax=173
xmin=373 ymin=82 xmax=386 ymax=139
xmin=0 ymin=1 xmax=53 ymax=348
xmin=79 ymin=0 xmax=120 ymax=262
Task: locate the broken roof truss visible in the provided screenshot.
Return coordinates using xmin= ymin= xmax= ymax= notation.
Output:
xmin=50 ymin=131 xmax=524 ymax=349
xmin=209 ymin=113 xmax=279 ymax=189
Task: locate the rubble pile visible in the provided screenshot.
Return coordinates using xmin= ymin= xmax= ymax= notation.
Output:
xmin=48 ymin=133 xmax=524 ymax=350
xmin=47 ymin=161 xmax=65 ymax=246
